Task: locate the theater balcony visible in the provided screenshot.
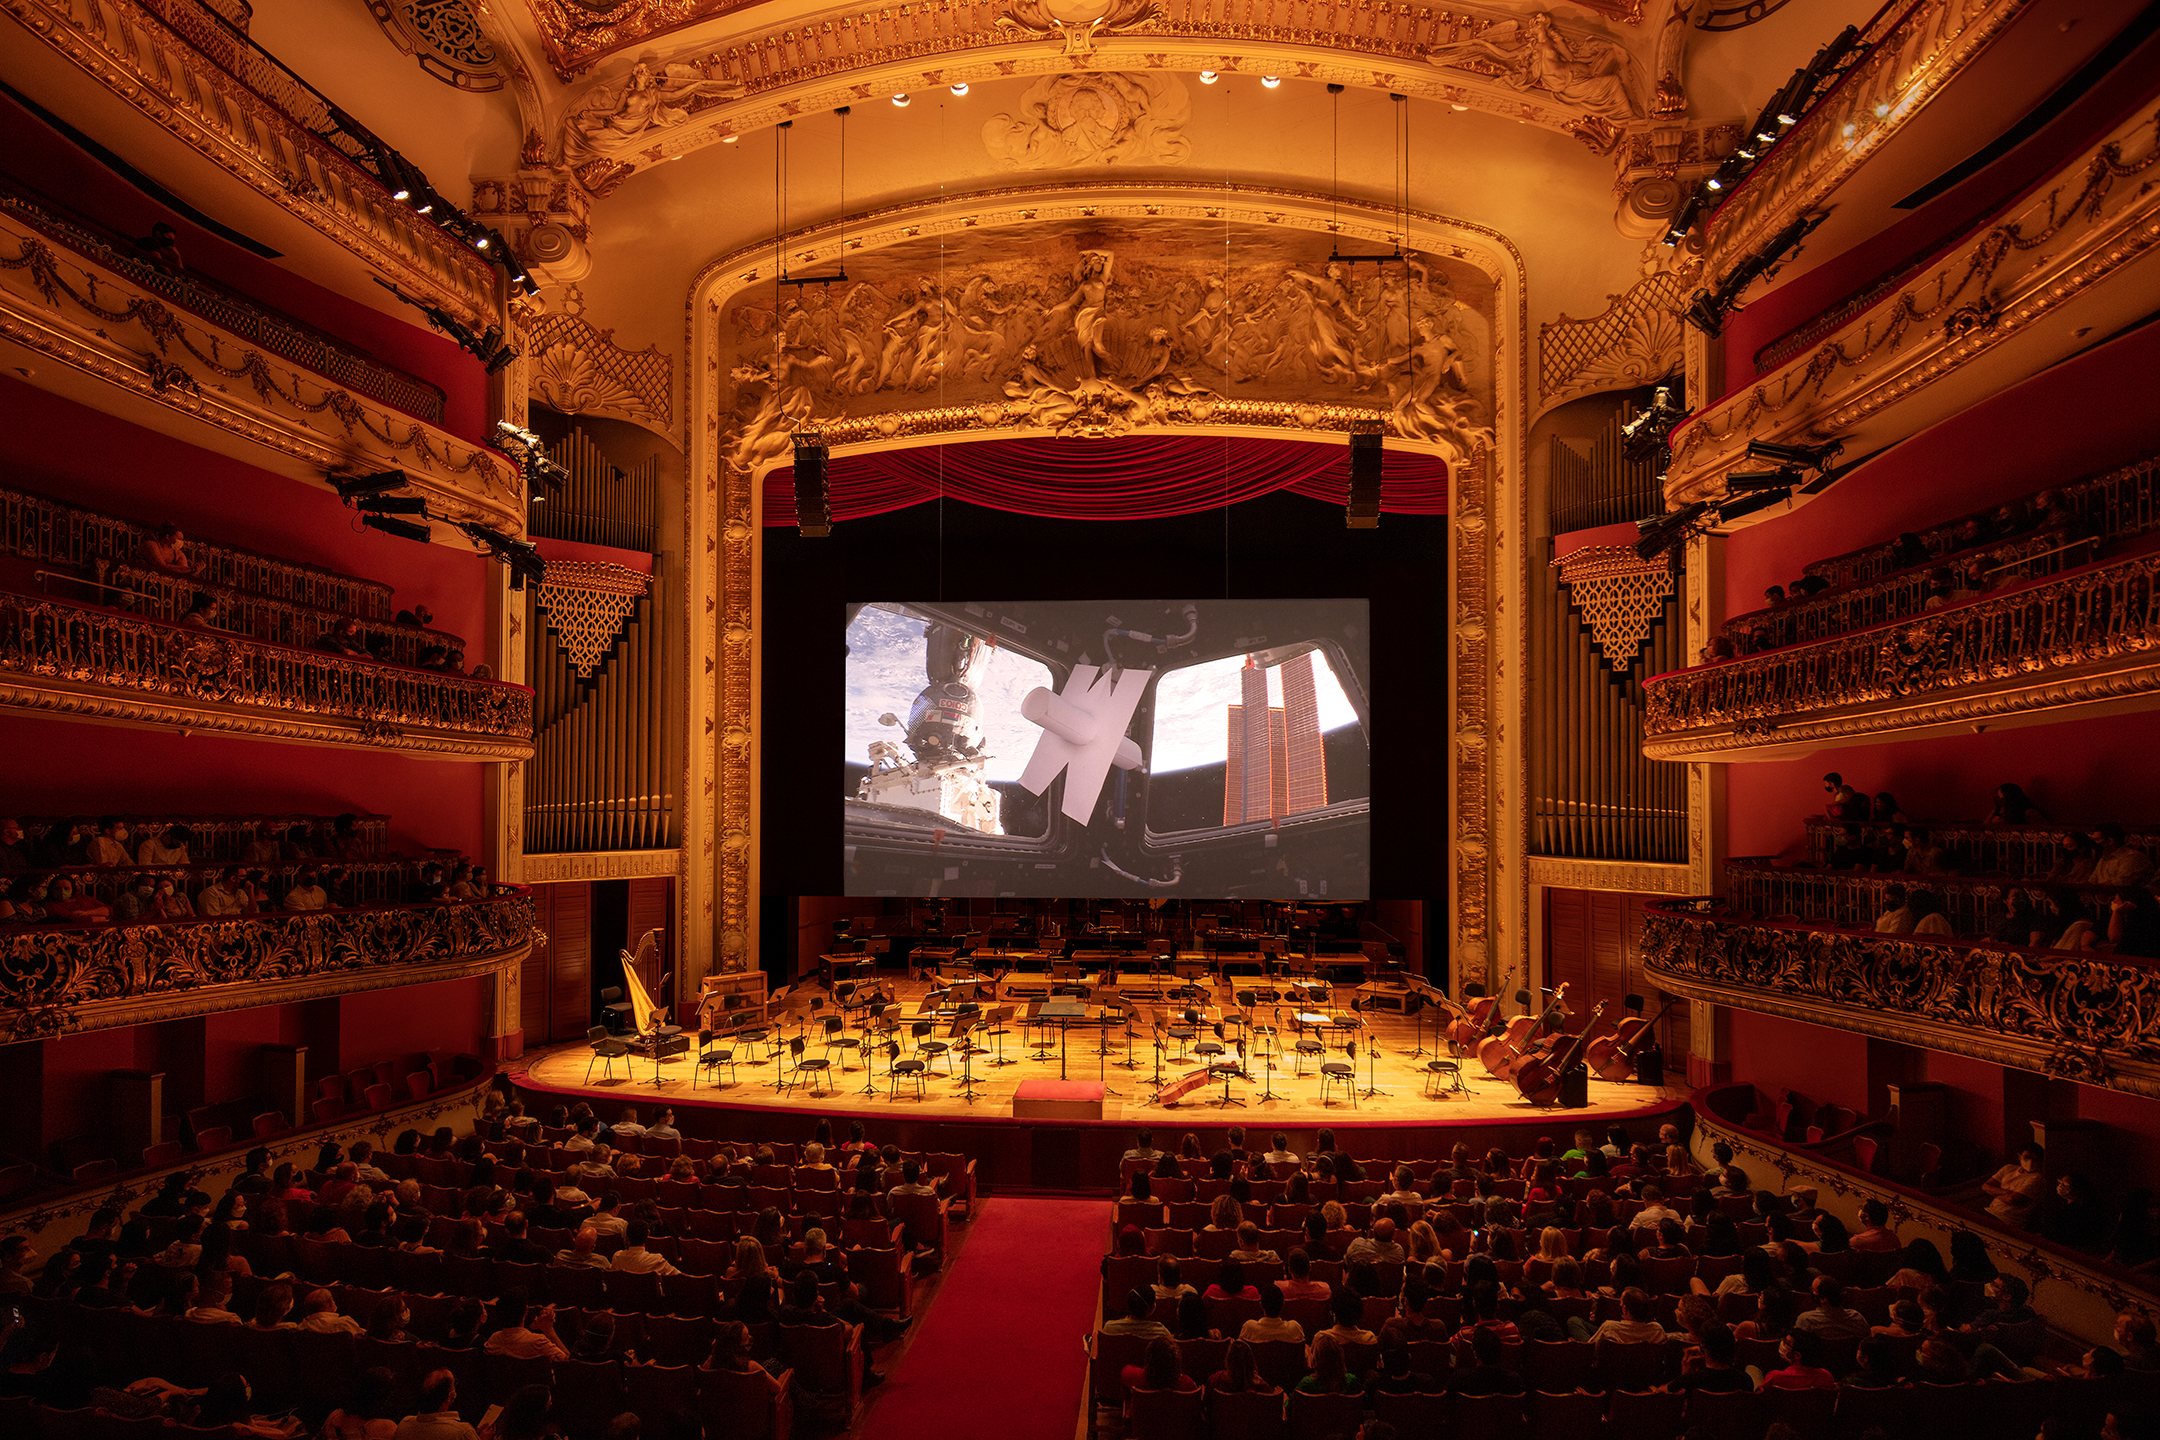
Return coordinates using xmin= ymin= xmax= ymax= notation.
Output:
xmin=0 ymin=588 xmax=535 ymax=757
xmin=1640 ymin=898 xmax=2160 ymax=1100
xmin=1638 ymin=533 xmax=2160 ymax=760
xmin=0 ymin=0 xmax=497 ymax=333
xmin=0 ymin=180 xmax=523 ymax=537
xmin=0 ymin=887 xmax=535 ymax=1044
xmin=1666 ymin=90 xmax=2160 ymax=507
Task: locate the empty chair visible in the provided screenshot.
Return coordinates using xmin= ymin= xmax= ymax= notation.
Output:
xmin=788 ymin=1036 xmax=833 ymax=1096
xmin=693 ymin=1028 xmax=738 ymax=1088
xmin=585 ymin=1025 xmax=632 ymax=1083
xmin=1318 ymin=1043 xmax=1358 ymax=1107
xmin=887 ymin=1040 xmax=926 ymax=1100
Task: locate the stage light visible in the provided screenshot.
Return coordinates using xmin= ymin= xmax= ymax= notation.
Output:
xmin=334 ymin=469 xmax=409 ymax=501
xmin=1633 ymin=500 xmax=1711 ymax=561
xmin=1261 ymin=76 xmax=1281 ymax=88
xmin=1724 ymin=467 xmax=1801 ymax=492
xmin=1199 ymin=71 xmax=1218 ymax=83
xmin=1716 ymin=487 xmax=1793 ymax=523
xmin=950 ymin=82 xmax=968 ymax=96
xmin=1745 ymin=437 xmax=1845 ymax=469
xmin=793 ymin=431 xmax=831 ymax=537
xmin=1450 ymin=103 xmax=1469 ymax=111
xmin=360 ymin=513 xmax=431 ymax=543
xmin=1346 ymin=430 xmax=1382 ymax=529
xmin=391 ymin=187 xmax=411 ymax=201
xmin=721 ymin=134 xmax=739 ymax=143
xmin=356 ymin=494 xmax=430 ymax=515
xmin=1705 ymin=177 xmax=1722 ymax=190
xmin=892 ymin=93 xmax=910 ymax=107
xmin=1621 ymin=386 xmax=1687 ymax=463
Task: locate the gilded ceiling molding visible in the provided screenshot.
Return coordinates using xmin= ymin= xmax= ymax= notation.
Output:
xmin=0 ymin=209 xmax=527 ymax=540
xmin=1687 ymin=1106 xmax=2157 ymax=1337
xmin=365 ymin=0 xmax=507 ymax=91
xmin=1642 ymin=904 xmax=2160 ymax=1100
xmin=2 ymin=0 xmax=499 ymax=330
xmin=540 ymin=1 xmax=1664 ymax=195
xmin=0 ymin=894 xmax=535 ymax=1043
xmin=1666 ymin=101 xmax=2160 ymax=506
xmin=1700 ymin=0 xmax=2035 ymax=293
xmin=683 ymin=178 xmax=1529 ymax=994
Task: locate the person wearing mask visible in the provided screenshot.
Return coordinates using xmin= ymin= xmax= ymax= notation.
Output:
xmin=86 ymin=817 xmax=132 ymax=867
xmin=1983 ymin=1146 xmax=2048 ymax=1230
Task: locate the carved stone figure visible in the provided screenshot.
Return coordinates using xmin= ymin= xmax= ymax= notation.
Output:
xmin=995 ymin=0 xmax=1165 ymax=56
xmin=1426 ymin=12 xmax=1641 ymax=122
xmin=565 ymin=53 xmax=744 ymax=161
xmin=983 ymin=74 xmax=1192 ymax=170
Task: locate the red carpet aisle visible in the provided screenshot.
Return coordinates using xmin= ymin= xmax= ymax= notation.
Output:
xmin=859 ymin=1197 xmax=1103 ymax=1440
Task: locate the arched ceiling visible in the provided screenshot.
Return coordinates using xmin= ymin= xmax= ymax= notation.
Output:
xmin=255 ymin=0 xmax=1882 ymax=434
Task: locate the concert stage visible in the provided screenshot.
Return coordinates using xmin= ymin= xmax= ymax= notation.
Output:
xmin=508 ymin=977 xmax=1687 ymax=1190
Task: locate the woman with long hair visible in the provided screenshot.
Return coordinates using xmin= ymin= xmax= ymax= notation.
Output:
xmin=1297 ymin=1332 xmax=1362 ymax=1394
xmin=1208 ymin=1337 xmax=1278 ymax=1395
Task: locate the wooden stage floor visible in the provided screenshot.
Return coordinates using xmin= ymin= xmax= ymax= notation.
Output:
xmin=515 ymin=979 xmax=1682 ymax=1129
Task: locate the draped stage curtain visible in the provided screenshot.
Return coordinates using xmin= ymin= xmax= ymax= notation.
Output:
xmin=762 ymin=435 xmax=1448 ymax=524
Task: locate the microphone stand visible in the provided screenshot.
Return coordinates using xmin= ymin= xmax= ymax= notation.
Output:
xmin=953 ymin=1020 xmax=983 ymax=1104
xmin=1406 ymin=984 xmax=1430 ymax=1059
xmin=1360 ymin=1027 xmax=1385 ymax=1099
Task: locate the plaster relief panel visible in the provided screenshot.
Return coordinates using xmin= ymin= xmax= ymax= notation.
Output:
xmin=983 ymin=73 xmax=1193 ymax=169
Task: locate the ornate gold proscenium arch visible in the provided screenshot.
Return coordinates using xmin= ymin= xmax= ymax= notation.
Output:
xmin=679 ymin=181 xmax=1530 ymax=1000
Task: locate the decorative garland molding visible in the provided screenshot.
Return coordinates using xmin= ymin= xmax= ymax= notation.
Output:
xmin=1526 ymin=856 xmax=1691 ymax=893
xmin=1667 ymin=101 xmax=2160 ymax=506
xmin=0 ymin=207 xmax=527 ymax=541
xmin=2 ymin=0 xmax=499 ymax=329
xmin=682 ymin=178 xmax=1530 ymax=998
xmin=516 ymin=848 xmax=680 ymax=882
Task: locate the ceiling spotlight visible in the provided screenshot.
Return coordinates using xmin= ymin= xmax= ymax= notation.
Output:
xmin=391 ymin=187 xmax=411 ymax=201
xmin=892 ymin=92 xmax=910 ymax=107
xmin=1450 ymin=102 xmax=1470 ymax=111
xmin=474 ymin=236 xmax=489 ymax=249
xmin=415 ymin=202 xmax=434 ymax=215
xmin=1705 ymin=178 xmax=1722 ymax=190
xmin=1199 ymin=70 xmax=1218 ymax=83
xmin=949 ymin=82 xmax=968 ymax=95
xmin=721 ymin=134 xmax=739 ymax=143
xmin=1261 ymin=75 xmax=1281 ymax=88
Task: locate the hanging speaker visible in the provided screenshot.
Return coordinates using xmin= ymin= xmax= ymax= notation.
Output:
xmin=1346 ymin=428 xmax=1382 ymax=528
xmin=793 ymin=432 xmax=831 ymax=537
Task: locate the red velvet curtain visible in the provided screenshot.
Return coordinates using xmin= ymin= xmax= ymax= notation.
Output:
xmin=762 ymin=435 xmax=1447 ymax=524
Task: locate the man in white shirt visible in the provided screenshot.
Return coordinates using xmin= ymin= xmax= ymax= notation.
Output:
xmin=586 ymin=1195 xmax=629 ymax=1238
xmin=562 ymin=1122 xmax=598 ymax=1154
xmin=570 ymin=1147 xmax=619 ymax=1184
xmin=886 ymin=1160 xmax=941 ymax=1203
xmin=392 ymin=1371 xmax=478 ymax=1440
xmin=1629 ymin=1186 xmax=1679 ymax=1230
xmin=609 ymin=1222 xmax=679 ymax=1276
xmin=198 ymin=869 xmax=248 ymax=917
xmin=1228 ymin=1222 xmax=1280 ymax=1265
xmin=284 ymin=871 xmax=329 ymax=912
xmin=1120 ymin=1128 xmax=1162 ymax=1163
xmin=552 ymin=1227 xmax=610 ymax=1269
xmin=1372 ymin=1168 xmax=1424 ymax=1217
xmin=642 ymin=1108 xmax=681 ymax=1141
xmin=1792 ymin=1276 xmax=1872 ymax=1345
xmin=612 ymin=1107 xmax=646 ymax=1141
xmin=482 ymin=1296 xmax=568 ymax=1359
xmin=297 ymin=1288 xmax=363 ymax=1334
xmin=1983 ymin=1146 xmax=2048 ymax=1229
xmin=1261 ymin=1132 xmax=1299 ymax=1166
xmin=1240 ymin=1284 xmax=1304 ymax=1345
xmin=1343 ymin=1217 xmax=1406 ymax=1265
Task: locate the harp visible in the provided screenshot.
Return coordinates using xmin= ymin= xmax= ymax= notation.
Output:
xmin=617 ymin=929 xmax=672 ymax=1041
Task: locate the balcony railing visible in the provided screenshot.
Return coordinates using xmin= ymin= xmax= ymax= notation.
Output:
xmin=0 ymin=590 xmax=533 ymax=758
xmin=0 ymin=182 xmax=443 ymax=424
xmin=1640 ymin=899 xmax=2160 ymax=1098
xmin=16 ymin=810 xmax=391 ymax=861
xmin=33 ymin=855 xmax=452 ymax=910
xmin=49 ymin=567 xmax=466 ymax=669
xmin=1702 ymin=0 xmax=2031 ymax=283
xmin=7 ymin=0 xmax=497 ymax=329
xmin=0 ymin=889 xmax=534 ymax=1043
xmin=1666 ymin=93 xmax=2160 ymax=504
xmin=1799 ymin=817 xmax=2160 ymax=875
xmin=1721 ymin=858 xmax=2128 ymax=940
xmin=1640 ymin=537 xmax=2160 ymax=758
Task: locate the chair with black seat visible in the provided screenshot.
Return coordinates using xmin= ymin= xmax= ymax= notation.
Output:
xmin=601 ymin=985 xmax=634 ymax=1035
xmin=1167 ymin=1009 xmax=1198 ymax=1060
xmin=820 ymin=1014 xmax=861 ymax=1072
xmin=1293 ymin=1029 xmax=1328 ymax=1076
xmin=693 ymin=1029 xmax=738 ymax=1089
xmin=792 ymin=1035 xmax=834 ymax=1096
xmin=1193 ymin=1022 xmax=1226 ymax=1070
xmin=585 ymin=1025 xmax=631 ymax=1084
xmin=1319 ymin=1041 xmax=1358 ymax=1107
xmin=911 ymin=1020 xmax=951 ymax=1076
xmin=887 ymin=1040 xmax=927 ymax=1100
xmin=725 ymin=1010 xmax=768 ymax=1065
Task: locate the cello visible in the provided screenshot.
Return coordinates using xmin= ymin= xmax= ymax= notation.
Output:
xmin=1511 ymin=1001 xmax=1607 ymax=1106
xmin=1474 ymin=984 xmax=1568 ymax=1079
xmin=1445 ymin=988 xmax=1497 ymax=1055
xmin=1585 ymin=999 xmax=1676 ymax=1082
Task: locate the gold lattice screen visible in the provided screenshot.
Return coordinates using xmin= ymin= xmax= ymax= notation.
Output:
xmin=1551 ymin=545 xmax=1677 ymax=671
xmin=535 ymin=559 xmax=650 ymax=678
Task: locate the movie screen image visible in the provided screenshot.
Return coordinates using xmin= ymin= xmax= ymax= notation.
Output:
xmin=843 ymin=599 xmax=1369 ymax=897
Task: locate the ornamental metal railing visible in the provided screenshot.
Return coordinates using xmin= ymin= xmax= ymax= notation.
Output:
xmin=1798 ymin=818 xmax=2160 ymax=876
xmin=14 ymin=813 xmax=390 ymax=862
xmin=30 ymin=855 xmax=458 ymax=910
xmin=0 ymin=590 xmax=531 ymax=740
xmin=1639 ymin=899 xmax=2160 ymax=1095
xmin=0 ymin=486 xmax=396 ymax=620
xmin=0 ymin=890 xmax=534 ymax=1041
xmin=1720 ymin=858 xmax=2129 ymax=940
xmin=57 ymin=568 xmax=466 ymax=670
xmin=1642 ymin=538 xmax=2160 ymax=749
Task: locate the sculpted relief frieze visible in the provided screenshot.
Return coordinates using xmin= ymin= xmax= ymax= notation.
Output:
xmin=984 ymin=73 xmax=1193 ymax=169
xmin=711 ymin=213 xmax=1498 ymax=486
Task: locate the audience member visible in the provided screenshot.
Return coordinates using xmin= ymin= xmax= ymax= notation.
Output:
xmin=1983 ymin=1147 xmax=2047 ymax=1229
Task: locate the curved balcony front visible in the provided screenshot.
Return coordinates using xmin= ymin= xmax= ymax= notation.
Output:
xmin=0 ymin=888 xmax=535 ymax=1042
xmin=1640 ymin=899 xmax=2160 ymax=1100
xmin=0 ymin=589 xmax=534 ymax=759
xmin=1640 ymin=537 xmax=2160 ymax=760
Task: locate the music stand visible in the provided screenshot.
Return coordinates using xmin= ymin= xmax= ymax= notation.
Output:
xmin=1039 ymin=997 xmax=1086 ymax=1080
xmin=1210 ymin=1039 xmax=1248 ymax=1108
xmin=984 ymin=1004 xmax=1019 ymax=1066
xmin=1359 ymin=1023 xmax=1385 ymax=1099
xmin=950 ymin=1018 xmax=983 ymax=1104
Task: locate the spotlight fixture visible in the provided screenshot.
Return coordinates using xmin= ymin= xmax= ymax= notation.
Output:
xmin=1620 ymin=385 xmax=1688 ymax=463
xmin=374 ymin=277 xmax=518 ymax=373
xmin=1199 ymin=70 xmax=1218 ymax=83
xmin=949 ymin=82 xmax=968 ymax=96
xmin=892 ymin=92 xmax=910 ymax=107
xmin=455 ymin=520 xmax=547 ymax=589
xmin=1724 ymin=466 xmax=1802 ymax=492
xmin=391 ymin=186 xmax=411 ymax=201
xmin=360 ymin=513 xmax=431 ymax=544
xmin=1633 ymin=500 xmax=1711 ymax=562
xmin=1450 ymin=102 xmax=1469 ymax=111
xmin=1346 ymin=428 xmax=1382 ymax=529
xmin=353 ymin=494 xmax=430 ymax=515
xmin=333 ymin=469 xmax=410 ymax=501
xmin=721 ymin=134 xmax=739 ymax=143
xmin=492 ymin=421 xmax=568 ymax=502
xmin=793 ymin=431 xmax=832 ymax=538
xmin=474 ymin=235 xmax=489 ymax=250
xmin=1745 ymin=437 xmax=1846 ymax=470
xmin=1716 ymin=487 xmax=1794 ymax=523
xmin=1261 ymin=75 xmax=1281 ymax=88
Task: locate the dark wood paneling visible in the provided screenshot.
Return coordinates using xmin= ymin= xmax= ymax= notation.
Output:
xmin=1545 ymin=887 xmax=1682 ymax=1068
xmin=547 ymin=883 xmax=594 ymax=1045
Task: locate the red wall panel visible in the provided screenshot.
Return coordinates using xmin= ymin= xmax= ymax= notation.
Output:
xmin=1723 ymin=1010 xmax=1871 ymax=1117
xmin=336 ymin=977 xmax=487 ymax=1072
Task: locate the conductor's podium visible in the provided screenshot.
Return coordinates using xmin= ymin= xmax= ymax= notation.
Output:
xmin=1012 ymin=1079 xmax=1106 ymax=1120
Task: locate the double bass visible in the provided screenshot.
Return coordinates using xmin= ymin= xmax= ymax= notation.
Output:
xmin=1445 ymin=990 xmax=1498 ymax=1055
xmin=1473 ymin=983 xmax=1569 ymax=1079
xmin=1584 ymin=1000 xmax=1676 ymax=1082
xmin=1512 ymin=1001 xmax=1606 ymax=1106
